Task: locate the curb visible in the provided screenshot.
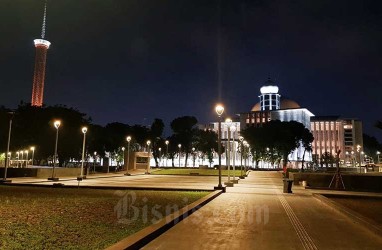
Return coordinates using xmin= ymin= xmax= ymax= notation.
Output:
xmin=313 ymin=193 xmax=382 ymax=237
xmin=1 ymin=182 xmax=213 ymax=192
xmin=105 ymin=190 xmax=223 ymax=250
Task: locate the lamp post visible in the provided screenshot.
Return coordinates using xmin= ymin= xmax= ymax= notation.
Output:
xmin=165 ymin=140 xmax=169 ymax=167
xmin=231 ymin=125 xmax=237 ymax=183
xmin=225 ymin=118 xmax=232 ymax=183
xmin=30 ymin=146 xmax=35 ymax=167
xmin=1 ymin=112 xmax=13 ymax=183
xmin=158 ymin=147 xmax=162 ymax=167
xmin=121 ymin=146 xmax=125 ymax=169
xmin=125 ymin=136 xmax=131 ymax=175
xmin=377 ymin=151 xmax=381 ymax=164
xmin=16 ymin=151 xmax=20 ymax=168
xmin=192 ymin=147 xmax=195 ymax=167
xmin=93 ymin=151 xmax=97 ymax=173
xmin=24 ymin=150 xmax=29 ymax=168
xmin=50 ymin=120 xmax=61 ymax=181
xmin=239 ymin=136 xmax=244 ymax=177
xmin=215 ymin=104 xmax=224 ymax=189
xmin=146 ymin=140 xmax=151 ymax=174
xmin=78 ymin=126 xmax=87 ymax=180
xmin=356 ymin=144 xmax=361 ymax=173
xmin=178 ymin=144 xmax=182 ymax=167
xmin=20 ymin=151 xmax=24 ymax=168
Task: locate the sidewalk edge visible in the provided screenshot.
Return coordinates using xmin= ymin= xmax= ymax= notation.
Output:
xmin=313 ymin=193 xmax=382 ymax=237
xmin=105 ymin=190 xmax=223 ymax=250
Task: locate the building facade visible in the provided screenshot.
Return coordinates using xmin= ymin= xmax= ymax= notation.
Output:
xmin=310 ymin=116 xmax=363 ymax=163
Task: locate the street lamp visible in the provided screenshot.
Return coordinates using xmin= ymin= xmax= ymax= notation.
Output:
xmin=231 ymin=125 xmax=237 ymax=182
xmin=239 ymin=136 xmax=244 ymax=178
xmin=377 ymin=151 xmax=381 ymax=164
xmin=192 ymin=147 xmax=195 ymax=168
xmin=24 ymin=150 xmax=29 ymax=168
xmin=49 ymin=120 xmax=61 ymax=181
xmin=146 ymin=140 xmax=151 ymax=174
xmin=30 ymin=146 xmax=35 ymax=167
xmin=158 ymin=147 xmax=162 ymax=167
xmin=93 ymin=151 xmax=97 ymax=173
xmin=121 ymin=147 xmax=125 ymax=169
xmin=356 ymin=144 xmax=361 ymax=173
xmin=225 ymin=118 xmax=232 ymax=184
xmin=125 ymin=136 xmax=132 ymax=176
xmin=78 ymin=126 xmax=88 ymax=180
xmin=178 ymin=144 xmax=182 ymax=167
xmin=20 ymin=151 xmax=24 ymax=168
xmin=16 ymin=151 xmax=20 ymax=168
xmin=215 ymin=104 xmax=224 ymax=190
xmin=165 ymin=140 xmax=169 ymax=167
xmin=1 ymin=112 xmax=13 ymax=183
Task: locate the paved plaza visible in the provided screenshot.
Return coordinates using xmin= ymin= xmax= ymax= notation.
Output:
xmin=7 ymin=171 xmax=382 ymax=249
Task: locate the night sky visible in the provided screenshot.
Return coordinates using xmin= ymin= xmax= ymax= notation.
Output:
xmin=1 ymin=0 xmax=381 ymax=140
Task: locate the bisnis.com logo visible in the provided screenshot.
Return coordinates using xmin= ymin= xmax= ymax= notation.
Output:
xmin=114 ymin=191 xmax=269 ymax=226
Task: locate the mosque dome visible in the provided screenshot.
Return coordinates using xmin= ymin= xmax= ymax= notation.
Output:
xmin=280 ymin=99 xmax=300 ymax=109
xmin=251 ymin=98 xmax=300 ymax=111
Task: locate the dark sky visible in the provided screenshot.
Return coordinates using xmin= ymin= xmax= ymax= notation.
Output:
xmin=1 ymin=0 xmax=381 ymax=140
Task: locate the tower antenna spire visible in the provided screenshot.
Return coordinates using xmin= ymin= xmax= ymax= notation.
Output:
xmin=41 ymin=0 xmax=47 ymax=39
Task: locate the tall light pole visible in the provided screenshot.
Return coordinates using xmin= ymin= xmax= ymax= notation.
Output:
xmin=16 ymin=151 xmax=20 ymax=168
xmin=377 ymin=151 xmax=381 ymax=164
xmin=125 ymin=136 xmax=131 ymax=175
xmin=215 ymin=104 xmax=224 ymax=189
xmin=225 ymin=118 xmax=232 ymax=183
xmin=121 ymin=147 xmax=125 ymax=169
xmin=192 ymin=147 xmax=195 ymax=167
xmin=231 ymin=125 xmax=237 ymax=182
xmin=1 ymin=112 xmax=13 ymax=183
xmin=178 ymin=144 xmax=182 ymax=167
xmin=165 ymin=140 xmax=169 ymax=167
xmin=49 ymin=120 xmax=61 ymax=181
xmin=78 ymin=126 xmax=88 ymax=180
xmin=24 ymin=150 xmax=29 ymax=168
xmin=239 ymin=136 xmax=244 ymax=178
xmin=20 ymin=151 xmax=24 ymax=168
xmin=146 ymin=140 xmax=151 ymax=174
xmin=158 ymin=147 xmax=162 ymax=167
xmin=356 ymin=145 xmax=361 ymax=173
xmin=30 ymin=146 xmax=35 ymax=167
xmin=93 ymin=151 xmax=97 ymax=173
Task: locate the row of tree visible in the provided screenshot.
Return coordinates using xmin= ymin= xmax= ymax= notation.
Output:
xmin=0 ymin=104 xmax=219 ymax=167
xmin=241 ymin=120 xmax=314 ymax=171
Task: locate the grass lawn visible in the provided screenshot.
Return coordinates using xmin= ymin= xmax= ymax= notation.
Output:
xmin=152 ymin=168 xmax=244 ymax=176
xmin=0 ymin=186 xmax=208 ymax=249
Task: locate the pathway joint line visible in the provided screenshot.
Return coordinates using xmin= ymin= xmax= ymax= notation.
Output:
xmin=276 ymin=190 xmax=318 ymax=250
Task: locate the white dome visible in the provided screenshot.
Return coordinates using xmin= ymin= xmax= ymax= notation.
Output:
xmin=260 ymin=85 xmax=279 ymax=94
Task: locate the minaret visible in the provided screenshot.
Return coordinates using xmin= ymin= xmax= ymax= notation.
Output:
xmin=31 ymin=1 xmax=51 ymax=107
xmin=259 ymin=78 xmax=281 ymax=111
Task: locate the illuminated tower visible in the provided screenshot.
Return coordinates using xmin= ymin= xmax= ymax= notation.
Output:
xmin=31 ymin=1 xmax=51 ymax=107
xmin=259 ymin=78 xmax=280 ymax=111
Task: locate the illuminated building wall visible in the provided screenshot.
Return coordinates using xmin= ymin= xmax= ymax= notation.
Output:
xmin=31 ymin=39 xmax=50 ymax=107
xmin=311 ymin=116 xmax=363 ymax=162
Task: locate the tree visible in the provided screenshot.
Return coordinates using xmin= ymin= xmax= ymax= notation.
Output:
xmin=150 ymin=118 xmax=165 ymax=167
xmin=195 ymin=129 xmax=218 ymax=167
xmin=241 ymin=120 xmax=309 ymax=172
xmin=363 ymin=133 xmax=382 ymax=163
xmin=0 ymin=104 xmax=91 ymax=167
xmin=170 ymin=116 xmax=198 ymax=167
xmin=301 ymin=128 xmax=314 ymax=171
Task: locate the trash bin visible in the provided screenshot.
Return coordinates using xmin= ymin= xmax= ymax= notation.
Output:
xmin=283 ymin=179 xmax=293 ymax=193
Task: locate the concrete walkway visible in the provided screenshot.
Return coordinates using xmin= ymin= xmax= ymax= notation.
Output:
xmin=143 ymin=171 xmax=382 ymax=249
